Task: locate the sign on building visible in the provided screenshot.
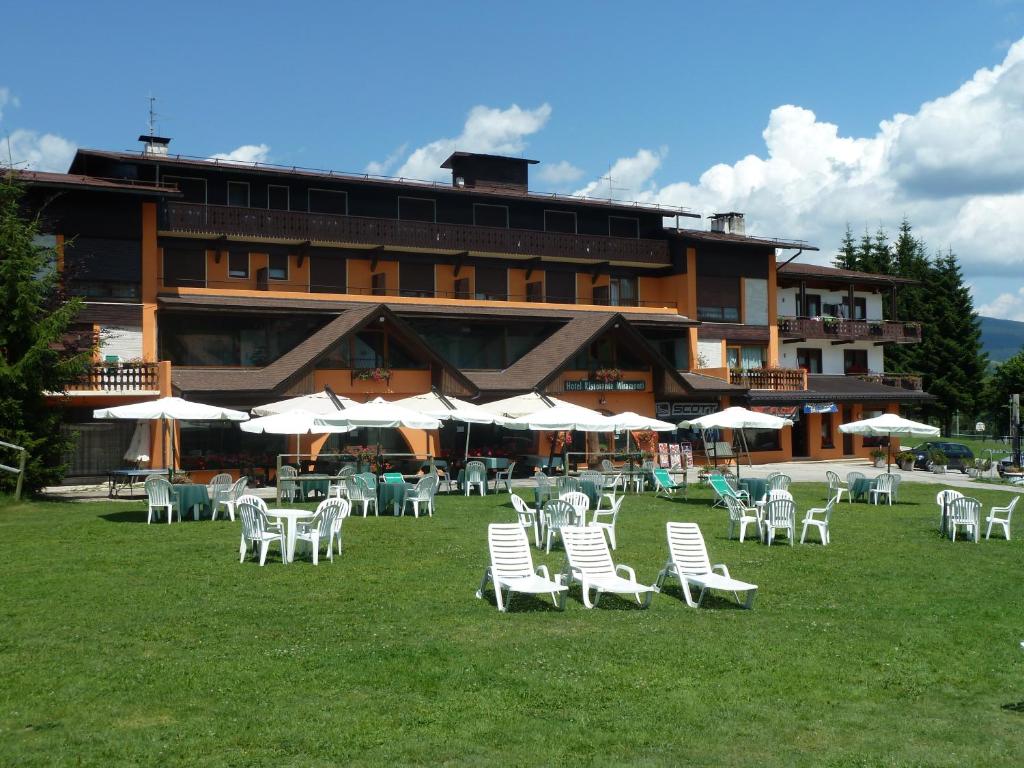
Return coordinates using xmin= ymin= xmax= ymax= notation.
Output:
xmin=565 ymin=380 xmax=645 ymax=392
xmin=655 ymin=401 xmax=717 ymax=420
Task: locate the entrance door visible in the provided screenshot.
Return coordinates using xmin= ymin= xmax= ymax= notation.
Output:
xmin=842 ymin=407 xmax=854 ymax=455
xmin=791 ymin=414 xmax=809 ymax=458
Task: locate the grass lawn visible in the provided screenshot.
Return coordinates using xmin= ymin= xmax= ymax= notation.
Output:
xmin=1 ymin=482 xmax=1023 ymax=767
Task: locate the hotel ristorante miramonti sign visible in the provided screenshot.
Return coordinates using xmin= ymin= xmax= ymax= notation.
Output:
xmin=564 ymin=379 xmax=646 ymax=392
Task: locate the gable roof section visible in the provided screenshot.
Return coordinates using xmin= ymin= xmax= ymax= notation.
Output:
xmin=172 ymin=304 xmax=476 ymax=397
xmin=777 ymin=261 xmax=917 ymax=286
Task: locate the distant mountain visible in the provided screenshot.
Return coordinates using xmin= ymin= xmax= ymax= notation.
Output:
xmin=980 ymin=316 xmax=1024 ymax=364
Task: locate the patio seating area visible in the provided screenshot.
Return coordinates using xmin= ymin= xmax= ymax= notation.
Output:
xmin=3 ymin=476 xmax=1023 ymax=765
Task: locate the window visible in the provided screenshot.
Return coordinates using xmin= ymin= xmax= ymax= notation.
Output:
xmin=609 ymin=216 xmax=639 ymax=238
xmin=474 ymin=265 xmax=507 ymax=301
xmin=843 ymin=296 xmax=867 ymax=320
xmin=454 ymin=277 xmax=471 ymax=300
xmin=267 ymin=185 xmax=289 ymax=211
xmin=593 ymin=285 xmax=610 ymax=305
xmin=227 ymin=181 xmax=250 ymax=207
xmin=309 ymin=253 xmax=345 ymax=293
xmin=268 ymin=253 xmax=288 ymax=281
xmin=844 ymin=348 xmax=869 ymax=374
xmin=747 ymin=428 xmax=781 ymax=452
xmin=544 ymin=210 xmax=577 ymax=234
xmin=164 ymin=176 xmax=206 ymax=204
xmin=821 ymin=412 xmax=835 ymax=449
xmin=228 ymin=252 xmax=249 ymax=279
xmin=371 ymin=272 xmax=388 ymax=296
xmin=546 ymin=271 xmax=575 ymax=304
xmin=610 ymin=276 xmax=637 ymax=307
xmin=797 ymin=348 xmax=823 ymax=373
xmin=525 ymin=281 xmax=543 ymax=302
xmin=726 ymin=345 xmax=766 ymax=370
xmin=400 ymin=262 xmax=434 ymax=298
xmin=398 ymin=197 xmax=436 ymax=222
xmin=163 ymin=247 xmax=205 ymax=288
xmin=308 ymin=189 xmax=348 ymax=215
xmin=697 ymin=275 xmax=740 ymax=322
xmin=796 ymin=293 xmax=822 ymax=317
xmin=473 ymin=204 xmax=509 ymax=228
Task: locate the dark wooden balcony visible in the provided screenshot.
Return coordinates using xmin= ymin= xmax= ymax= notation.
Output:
xmin=66 ymin=362 xmax=162 ymax=393
xmin=729 ymin=367 xmax=807 ymax=391
xmin=856 ymin=373 xmax=924 ymax=391
xmin=162 ymin=202 xmax=670 ymax=266
xmin=778 ymin=316 xmax=922 ymax=343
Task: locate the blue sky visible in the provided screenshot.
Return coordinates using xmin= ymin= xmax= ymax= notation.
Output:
xmin=3 ymin=1 xmax=1024 ymax=315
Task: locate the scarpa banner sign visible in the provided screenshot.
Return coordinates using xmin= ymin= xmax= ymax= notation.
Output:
xmin=655 ymin=402 xmax=717 ymax=420
xmin=752 ymin=405 xmax=800 ymax=420
xmin=803 ymin=402 xmax=838 ymax=414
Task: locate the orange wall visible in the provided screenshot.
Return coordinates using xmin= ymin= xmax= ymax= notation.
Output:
xmin=312 ymin=369 xmax=432 ymax=399
xmin=141 ymin=203 xmax=158 ymax=361
xmin=436 ymin=263 xmax=474 ymax=297
xmin=576 ymin=273 xmax=609 ymax=304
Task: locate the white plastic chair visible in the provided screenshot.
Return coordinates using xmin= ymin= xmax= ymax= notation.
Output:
xmin=590 ymin=494 xmax=623 ymax=550
xmin=207 ymin=472 xmax=233 ymax=508
xmin=213 ymin=476 xmax=247 ymax=521
xmin=870 ymin=473 xmax=896 ymax=506
xmin=762 ymin=498 xmax=796 ymax=546
xmin=294 ymin=498 xmax=344 ymax=564
xmin=936 ymin=489 xmax=964 ymax=534
xmin=542 ymin=499 xmax=576 ymax=553
xmin=494 ymin=461 xmax=516 ymax=494
xmin=463 ymin=460 xmax=488 ymax=496
xmin=237 ymin=495 xmax=286 ymax=565
xmin=725 ymin=494 xmax=760 ymax=543
xmin=144 ymin=478 xmax=180 ymax=524
xmin=277 ymin=465 xmax=300 ymax=502
xmin=328 ymin=466 xmax=355 ymax=499
xmin=947 ymin=496 xmax=981 ymax=542
xmin=510 ymin=493 xmax=541 ymax=548
xmin=655 ymin=522 xmax=757 ymax=608
xmin=600 ymin=459 xmax=616 ymax=473
xmin=348 ymin=475 xmax=378 ymax=517
xmin=322 ymin=497 xmax=349 ymax=556
xmin=985 ymin=495 xmax=1018 ymax=540
xmin=825 ymin=470 xmax=848 ymax=503
xmin=767 ymin=474 xmax=792 ymax=492
xmin=554 ymin=475 xmax=581 ymax=495
xmin=561 ymin=525 xmax=655 ymax=609
xmin=476 ymin=524 xmax=567 ymax=612
xmin=559 ymin=491 xmax=590 ymax=525
xmin=402 ymin=475 xmax=437 ymax=518
xmin=801 ymin=495 xmax=837 ymax=545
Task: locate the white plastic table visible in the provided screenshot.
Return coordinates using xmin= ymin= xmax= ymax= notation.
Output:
xmin=266 ymin=508 xmax=316 ymax=563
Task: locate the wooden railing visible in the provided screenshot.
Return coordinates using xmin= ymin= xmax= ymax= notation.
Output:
xmin=778 ymin=316 xmax=922 ymax=343
xmin=729 ymin=367 xmax=807 ymax=391
xmin=162 ymin=202 xmax=670 ymax=266
xmin=856 ymin=373 xmax=925 ymax=391
xmin=67 ymin=362 xmax=161 ymax=392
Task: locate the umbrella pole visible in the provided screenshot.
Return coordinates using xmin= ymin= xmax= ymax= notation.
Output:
xmin=887 ymin=431 xmax=892 ymax=473
xmin=464 ymin=423 xmax=471 ymax=462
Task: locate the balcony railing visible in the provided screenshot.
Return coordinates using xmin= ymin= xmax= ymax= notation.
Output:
xmin=856 ymin=373 xmax=924 ymax=392
xmin=66 ymin=362 xmax=161 ymax=393
xmin=778 ymin=316 xmax=922 ymax=343
xmin=729 ymin=367 xmax=807 ymax=391
xmin=162 ymin=202 xmax=670 ymax=266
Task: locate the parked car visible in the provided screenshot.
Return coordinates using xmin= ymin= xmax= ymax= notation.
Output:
xmin=910 ymin=441 xmax=974 ymax=473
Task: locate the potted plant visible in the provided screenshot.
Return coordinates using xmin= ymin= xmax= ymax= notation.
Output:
xmin=928 ymin=449 xmax=948 ymax=474
xmin=869 ymin=448 xmax=887 ymax=468
xmin=594 ymin=367 xmax=622 ymax=385
xmin=822 ymin=316 xmax=840 ymax=333
xmin=896 ymin=450 xmax=916 ymax=471
xmin=869 ymin=322 xmax=884 ymax=336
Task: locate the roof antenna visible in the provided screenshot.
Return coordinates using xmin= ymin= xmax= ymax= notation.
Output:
xmin=138 ymin=94 xmax=171 ymax=156
xmin=600 ymin=163 xmax=628 ymax=201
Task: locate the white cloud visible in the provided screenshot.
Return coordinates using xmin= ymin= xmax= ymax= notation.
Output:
xmin=536 ymin=159 xmax=584 ymax=188
xmin=979 ymin=287 xmax=1024 ymax=321
xmin=209 ymin=143 xmax=270 ymax=164
xmin=4 ymin=128 xmax=76 ymax=171
xmin=0 ymin=86 xmax=19 ymax=122
xmin=365 ymin=143 xmax=408 ymax=176
xmin=572 ymin=37 xmax=1024 ymax=306
xmin=393 ymin=103 xmax=552 ymax=181
xmin=574 ymin=148 xmax=664 ymax=200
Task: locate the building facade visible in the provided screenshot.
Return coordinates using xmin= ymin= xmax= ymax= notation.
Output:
xmin=22 ymin=136 xmax=930 ymax=478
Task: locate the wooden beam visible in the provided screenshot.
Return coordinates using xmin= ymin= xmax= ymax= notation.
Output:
xmin=591 ymin=261 xmax=610 ymax=284
xmin=295 ymin=240 xmax=311 ymax=268
xmin=453 ymin=251 xmax=468 ymax=278
xmin=830 ymin=340 xmax=854 ymax=346
xmin=524 ymin=256 xmax=542 ymax=280
xmin=369 ymin=245 xmax=385 ymax=273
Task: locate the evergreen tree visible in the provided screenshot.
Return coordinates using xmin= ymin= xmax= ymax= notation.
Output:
xmin=984 ymin=348 xmax=1024 ymax=436
xmin=0 ymin=173 xmax=89 ymax=494
xmin=886 ymin=219 xmax=930 ymax=372
xmin=833 ymin=225 xmax=858 ymax=269
xmin=858 ymin=226 xmax=893 ymax=275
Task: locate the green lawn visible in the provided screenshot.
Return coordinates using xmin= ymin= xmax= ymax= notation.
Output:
xmin=1 ymin=483 xmax=1023 ymax=767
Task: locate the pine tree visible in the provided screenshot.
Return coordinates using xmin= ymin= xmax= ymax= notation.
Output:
xmin=984 ymin=348 xmax=1024 ymax=436
xmin=886 ymin=219 xmax=930 ymax=372
xmin=833 ymin=225 xmax=858 ymax=269
xmin=0 ymin=173 xmax=90 ymax=494
xmin=858 ymin=226 xmax=893 ymax=275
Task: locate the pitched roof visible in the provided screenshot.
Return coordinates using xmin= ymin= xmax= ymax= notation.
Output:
xmin=667 ymin=227 xmax=816 ymax=251
xmin=776 ymin=261 xmax=917 ymax=286
xmin=745 ymin=374 xmax=934 ymax=404
xmin=171 ymin=304 xmax=476 ymax=397
xmin=11 ymin=169 xmax=180 ymax=196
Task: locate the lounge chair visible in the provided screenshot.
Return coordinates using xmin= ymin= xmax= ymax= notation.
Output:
xmin=652 ymin=467 xmax=687 ymax=499
xmin=476 ymin=524 xmax=566 ymax=612
xmin=561 ymin=525 xmax=655 ymax=609
xmin=655 ymin=522 xmax=757 ymax=608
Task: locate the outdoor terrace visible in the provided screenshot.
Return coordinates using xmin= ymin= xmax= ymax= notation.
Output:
xmin=729 ymin=367 xmax=807 ymax=391
xmin=63 ymin=362 xmax=162 ymax=395
xmin=162 ymin=202 xmax=671 ymax=266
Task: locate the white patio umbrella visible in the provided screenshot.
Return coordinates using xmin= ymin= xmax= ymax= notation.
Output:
xmin=94 ymin=396 xmax=249 ymax=475
xmin=603 ymin=411 xmax=677 ymax=457
xmin=504 ymin=403 xmax=614 ymax=432
xmin=678 ymin=406 xmax=794 ymax=478
xmin=395 ymin=390 xmax=510 ymax=461
xmin=839 ymin=412 xmax=939 ymax=472
xmin=478 ymin=392 xmax=583 ymax=420
xmin=317 ymin=397 xmax=442 ymax=463
xmin=251 ymin=391 xmax=358 ymax=417
xmin=240 ymin=410 xmax=356 ymax=435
